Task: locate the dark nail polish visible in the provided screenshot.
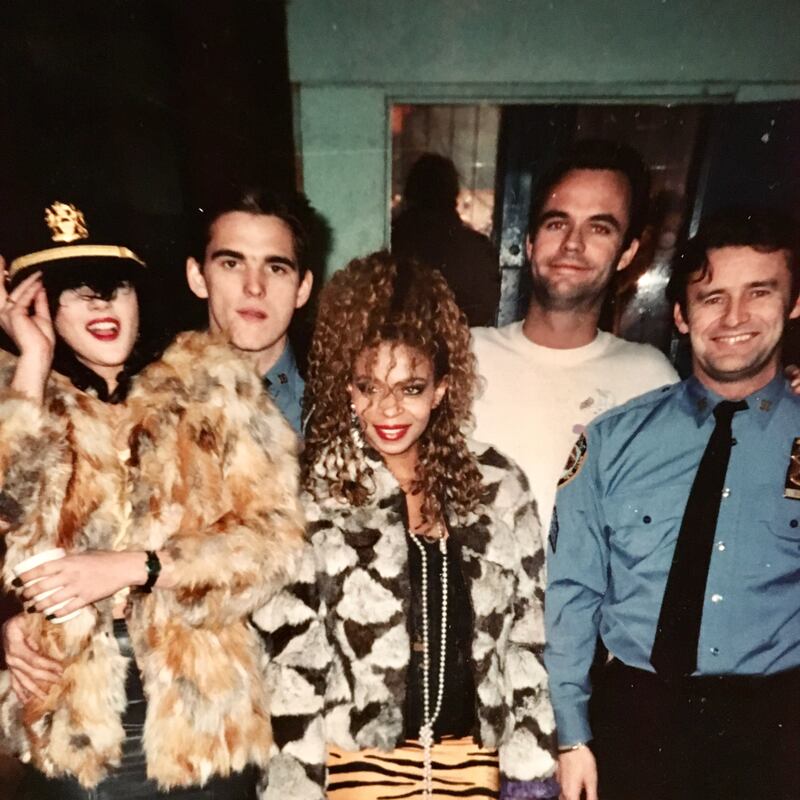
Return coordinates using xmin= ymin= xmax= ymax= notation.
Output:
xmin=45 ymin=614 xmax=55 ymax=621
xmin=26 ymin=605 xmax=36 ymax=614
xmin=12 ymin=577 xmax=22 ymax=588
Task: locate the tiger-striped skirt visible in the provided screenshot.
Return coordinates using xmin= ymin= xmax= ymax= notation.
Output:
xmin=327 ymin=736 xmax=500 ymax=799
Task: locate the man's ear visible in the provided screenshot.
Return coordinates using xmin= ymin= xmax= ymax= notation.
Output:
xmin=525 ymin=234 xmax=534 ymax=263
xmin=295 ymin=269 xmax=313 ymax=310
xmin=186 ymin=257 xmax=209 ymax=299
xmin=673 ymin=301 xmax=690 ymax=335
xmin=616 ymin=237 xmax=640 ymax=273
xmin=788 ymin=292 xmax=800 ymax=321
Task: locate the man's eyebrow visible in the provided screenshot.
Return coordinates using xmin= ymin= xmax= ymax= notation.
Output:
xmin=588 ymin=213 xmax=622 ymax=231
xmin=696 ymin=279 xmax=779 ymax=299
xmin=209 ymin=249 xmax=298 ymax=270
xmin=538 ymin=210 xmax=622 ymax=231
xmin=209 ymin=248 xmax=245 ymax=261
xmin=266 ymin=255 xmax=299 ymax=270
xmin=748 ymin=279 xmax=779 ymax=289
xmin=538 ymin=210 xmax=568 ymax=224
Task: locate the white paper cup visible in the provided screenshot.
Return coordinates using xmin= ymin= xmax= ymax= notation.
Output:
xmin=12 ymin=548 xmax=81 ymax=623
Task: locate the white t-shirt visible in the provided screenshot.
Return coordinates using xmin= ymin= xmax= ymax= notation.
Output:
xmin=471 ymin=322 xmax=679 ymax=540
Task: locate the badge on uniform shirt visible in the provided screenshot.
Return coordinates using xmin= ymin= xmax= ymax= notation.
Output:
xmin=784 ymin=437 xmax=800 ymax=499
xmin=558 ymin=432 xmax=588 ymax=489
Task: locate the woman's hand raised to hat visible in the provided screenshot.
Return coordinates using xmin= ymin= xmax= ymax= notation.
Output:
xmin=0 ymin=256 xmax=55 ymax=404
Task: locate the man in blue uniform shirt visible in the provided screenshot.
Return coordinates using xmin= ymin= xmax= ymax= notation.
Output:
xmin=546 ymin=209 xmax=800 ymax=800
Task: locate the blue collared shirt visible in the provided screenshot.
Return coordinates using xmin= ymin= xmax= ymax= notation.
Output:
xmin=545 ymin=374 xmax=800 ymax=745
xmin=263 ymin=344 xmax=304 ymax=435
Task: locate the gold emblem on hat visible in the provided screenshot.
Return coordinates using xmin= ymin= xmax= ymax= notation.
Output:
xmin=44 ymin=201 xmax=89 ymax=243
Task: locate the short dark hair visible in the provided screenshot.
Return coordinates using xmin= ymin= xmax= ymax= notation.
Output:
xmin=666 ymin=208 xmax=800 ymax=315
xmin=403 ymin=153 xmax=460 ymax=211
xmin=188 ymin=187 xmax=314 ymax=275
xmin=527 ymin=139 xmax=651 ymax=249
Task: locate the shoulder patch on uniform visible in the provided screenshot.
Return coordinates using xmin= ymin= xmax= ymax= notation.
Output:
xmin=558 ymin=432 xmax=588 ymax=489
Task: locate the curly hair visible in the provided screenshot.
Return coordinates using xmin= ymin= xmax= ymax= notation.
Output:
xmin=302 ymin=251 xmax=484 ymax=522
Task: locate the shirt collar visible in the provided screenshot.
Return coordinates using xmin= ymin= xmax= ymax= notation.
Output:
xmin=681 ymin=372 xmax=786 ymax=430
xmin=264 ymin=342 xmax=299 ymax=388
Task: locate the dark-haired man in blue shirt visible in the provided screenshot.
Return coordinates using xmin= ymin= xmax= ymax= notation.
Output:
xmin=546 ymin=209 xmax=800 ymax=800
xmin=185 ymin=187 xmax=313 ymax=434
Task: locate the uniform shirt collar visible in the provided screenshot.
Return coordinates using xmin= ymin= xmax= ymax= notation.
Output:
xmin=264 ymin=341 xmax=298 ymax=387
xmin=681 ymin=372 xmax=786 ymax=430
xmin=262 ymin=342 xmax=304 ymax=434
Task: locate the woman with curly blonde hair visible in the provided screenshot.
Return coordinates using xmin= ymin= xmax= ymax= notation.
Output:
xmin=300 ymin=251 xmax=558 ymax=800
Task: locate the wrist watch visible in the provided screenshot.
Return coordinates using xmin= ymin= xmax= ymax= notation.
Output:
xmin=139 ymin=550 xmax=161 ymax=593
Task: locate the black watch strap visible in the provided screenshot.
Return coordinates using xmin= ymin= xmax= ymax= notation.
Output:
xmin=140 ymin=550 xmax=161 ymax=593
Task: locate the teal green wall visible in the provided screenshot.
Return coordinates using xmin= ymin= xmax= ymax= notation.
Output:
xmin=297 ymin=87 xmax=387 ymax=269
xmin=287 ymin=0 xmax=800 ymax=276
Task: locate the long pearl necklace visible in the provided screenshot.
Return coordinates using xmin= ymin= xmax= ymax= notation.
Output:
xmin=409 ymin=530 xmax=448 ymax=799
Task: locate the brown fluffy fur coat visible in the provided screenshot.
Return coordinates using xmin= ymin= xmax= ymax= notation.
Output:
xmin=0 ymin=331 xmax=305 ymax=789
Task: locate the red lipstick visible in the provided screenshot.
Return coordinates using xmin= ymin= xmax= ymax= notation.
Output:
xmin=374 ymin=424 xmax=411 ymax=442
xmin=86 ymin=317 xmax=120 ymax=342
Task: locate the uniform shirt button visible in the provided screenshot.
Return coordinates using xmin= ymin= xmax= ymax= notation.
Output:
xmin=710 ymin=647 xmax=720 ymax=656
xmin=711 ymin=593 xmax=723 ymax=603
xmin=643 ymin=515 xmax=652 ymax=524
xmin=791 ymin=520 xmax=798 ymax=528
xmin=721 ymin=487 xmax=731 ymax=498
xmin=717 ymin=542 xmax=726 ymax=552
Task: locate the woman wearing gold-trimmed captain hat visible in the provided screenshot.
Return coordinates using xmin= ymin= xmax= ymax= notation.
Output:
xmin=2 ymin=200 xmax=156 ymax=402
xmin=0 ymin=200 xmax=305 ymax=799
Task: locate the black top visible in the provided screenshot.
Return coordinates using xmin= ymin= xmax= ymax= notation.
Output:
xmin=404 ymin=534 xmax=477 ymax=740
xmin=392 ymin=209 xmax=500 ymax=328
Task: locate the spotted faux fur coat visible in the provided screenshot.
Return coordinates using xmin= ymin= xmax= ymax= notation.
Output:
xmin=254 ymin=442 xmax=557 ymax=795
xmin=0 ymin=331 xmax=305 ymax=789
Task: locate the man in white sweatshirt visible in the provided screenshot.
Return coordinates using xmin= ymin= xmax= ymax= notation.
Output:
xmin=472 ymin=140 xmax=678 ymax=538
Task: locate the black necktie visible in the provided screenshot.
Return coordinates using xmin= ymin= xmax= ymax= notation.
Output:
xmin=650 ymin=399 xmax=748 ymax=679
